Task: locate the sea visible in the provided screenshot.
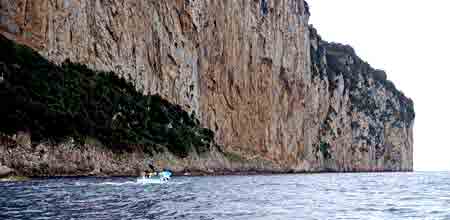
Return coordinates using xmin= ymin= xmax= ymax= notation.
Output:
xmin=1 ymin=172 xmax=449 ymax=220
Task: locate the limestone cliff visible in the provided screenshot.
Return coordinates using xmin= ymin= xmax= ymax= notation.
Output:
xmin=0 ymin=0 xmax=414 ymax=173
xmin=309 ymin=27 xmax=414 ymax=171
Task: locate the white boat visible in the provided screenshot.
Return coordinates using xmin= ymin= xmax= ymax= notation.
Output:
xmin=137 ymin=171 xmax=172 ymax=184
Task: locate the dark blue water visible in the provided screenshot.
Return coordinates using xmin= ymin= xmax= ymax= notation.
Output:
xmin=1 ymin=172 xmax=449 ymax=220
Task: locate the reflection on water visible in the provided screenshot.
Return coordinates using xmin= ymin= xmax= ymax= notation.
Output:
xmin=1 ymin=172 xmax=450 ymax=220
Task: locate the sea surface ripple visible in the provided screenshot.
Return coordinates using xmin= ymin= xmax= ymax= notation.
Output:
xmin=1 ymin=172 xmax=449 ymax=219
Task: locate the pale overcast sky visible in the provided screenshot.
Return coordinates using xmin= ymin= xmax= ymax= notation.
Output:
xmin=307 ymin=0 xmax=450 ymax=171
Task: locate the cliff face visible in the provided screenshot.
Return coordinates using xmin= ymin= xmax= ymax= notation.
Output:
xmin=0 ymin=0 xmax=414 ymax=172
xmin=309 ymin=28 xmax=414 ymax=171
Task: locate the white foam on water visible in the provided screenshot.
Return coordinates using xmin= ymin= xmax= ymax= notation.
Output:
xmin=98 ymin=181 xmax=137 ymax=186
xmin=136 ymin=177 xmax=167 ymax=185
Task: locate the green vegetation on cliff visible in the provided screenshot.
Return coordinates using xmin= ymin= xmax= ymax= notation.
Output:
xmin=0 ymin=34 xmax=214 ymax=157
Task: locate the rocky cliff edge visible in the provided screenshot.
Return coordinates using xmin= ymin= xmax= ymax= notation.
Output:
xmin=0 ymin=0 xmax=414 ymax=175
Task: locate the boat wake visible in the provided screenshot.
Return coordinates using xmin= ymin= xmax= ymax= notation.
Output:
xmin=98 ymin=181 xmax=137 ymax=186
xmin=136 ymin=177 xmax=169 ymax=185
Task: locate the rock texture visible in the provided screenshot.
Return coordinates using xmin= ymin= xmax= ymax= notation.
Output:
xmin=0 ymin=133 xmax=281 ymax=176
xmin=309 ymin=27 xmax=414 ymax=171
xmin=0 ymin=163 xmax=14 ymax=177
xmin=0 ymin=0 xmax=414 ymax=173
xmin=0 ymin=133 xmax=144 ymax=176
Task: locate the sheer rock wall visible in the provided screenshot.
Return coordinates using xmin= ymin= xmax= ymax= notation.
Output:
xmin=0 ymin=0 xmax=414 ymax=172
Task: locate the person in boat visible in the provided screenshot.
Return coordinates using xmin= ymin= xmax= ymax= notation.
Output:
xmin=159 ymin=168 xmax=172 ymax=181
xmin=144 ymin=162 xmax=158 ymax=178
